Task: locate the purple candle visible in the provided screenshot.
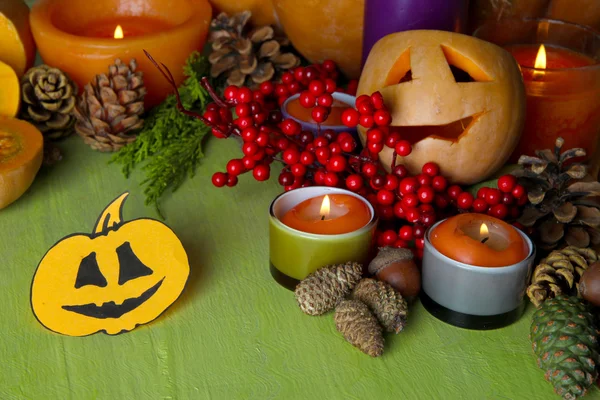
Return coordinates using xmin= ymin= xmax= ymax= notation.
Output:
xmin=362 ymin=0 xmax=469 ymax=64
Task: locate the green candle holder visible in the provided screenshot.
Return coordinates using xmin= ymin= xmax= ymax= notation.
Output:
xmin=269 ymin=187 xmax=378 ymax=290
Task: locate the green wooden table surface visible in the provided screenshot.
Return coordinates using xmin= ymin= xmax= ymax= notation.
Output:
xmin=2 ymin=1 xmax=594 ymax=399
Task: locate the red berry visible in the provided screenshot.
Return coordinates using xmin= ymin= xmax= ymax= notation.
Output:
xmin=392 ymin=164 xmax=409 ymax=178
xmin=290 ymin=163 xmax=307 ymax=177
xmin=324 ymin=78 xmax=337 ymax=94
xmin=281 ymin=118 xmax=301 ymax=136
xmin=300 ymin=151 xmax=315 ymax=165
xmin=281 ymin=72 xmax=295 ymax=85
xmin=395 ymin=140 xmax=412 ymax=156
xmin=356 ymin=94 xmax=371 ymax=107
xmin=399 ymin=177 xmax=419 ymax=195
xmin=517 ymin=194 xmax=528 ymax=206
xmin=226 ymin=174 xmax=238 ymax=187
xmin=278 ymin=171 xmax=294 ymax=186
xmin=235 ymin=103 xmax=251 ymax=118
xmin=490 ymin=204 xmax=509 ymax=220
xmin=322 ymin=59 xmax=337 ymax=73
xmin=415 ymin=238 xmax=425 ymax=250
xmin=385 ymin=132 xmax=401 ymax=148
xmin=418 ymin=186 xmax=435 ymax=204
xmin=359 ymin=114 xmax=375 ymax=128
xmin=447 ymin=185 xmax=462 ymax=200
xmin=317 ymin=94 xmax=334 ymax=107
xmin=314 ymin=169 xmax=327 ymax=185
xmin=242 ymin=156 xmax=256 ymax=170
xmin=457 ymin=192 xmax=474 ymax=209
xmin=393 ymin=202 xmax=405 ymax=218
xmin=299 ymin=131 xmax=314 ymax=144
xmin=370 ymin=175 xmax=386 ymax=190
xmin=370 ymin=92 xmax=385 ymax=109
xmin=368 ymin=140 xmax=384 ymax=154
xmin=312 ymin=106 xmax=329 ymax=123
xmin=308 ymin=80 xmax=325 ymax=96
xmin=373 ymin=109 xmax=392 ymax=126
xmin=259 ymin=81 xmax=274 ymax=95
xmin=432 ymin=175 xmax=447 ymax=192
xmin=339 ymin=136 xmax=356 ymax=152
xmin=413 ymin=224 xmax=425 ymax=238
xmin=313 ymin=136 xmax=329 ymax=147
xmin=357 ymin=101 xmax=374 ymax=115
xmin=378 ymin=205 xmax=395 ymax=220
xmin=384 ymin=175 xmax=399 ymax=191
xmin=502 ymin=193 xmax=515 ymax=205
xmin=203 ymin=109 xmax=220 ymax=124
xmin=341 ymin=108 xmax=360 ymax=127
xmin=422 ymin=162 xmax=440 ymax=177
xmin=512 ymin=184 xmax=526 ymax=199
xmin=510 ymin=206 xmax=521 ymax=219
xmin=275 ymin=83 xmax=289 ymax=98
xmin=472 ymin=198 xmax=488 ymax=213
xmin=402 ymin=193 xmax=419 ymax=208
xmin=323 ymin=129 xmax=336 ymax=142
xmin=405 ymin=208 xmax=421 ymax=223
xmin=315 ymin=147 xmax=330 ymax=163
xmin=226 ymin=159 xmax=245 ymax=176
xmin=345 ymin=174 xmax=364 ymax=191
xmin=242 ymin=142 xmax=259 ymax=156
xmin=485 ymin=188 xmax=502 ymax=205
xmin=367 ymin=128 xmax=384 ymax=143
xmin=498 ymin=175 xmax=517 ymax=193
xmin=416 ymin=173 xmax=432 ymax=187
xmin=420 ymin=212 xmax=436 ymax=227
xmin=252 ymin=149 xmax=265 ymax=161
xmin=324 ymin=172 xmax=339 ymax=187
xmin=224 ymin=86 xmax=238 ymax=101
xmin=236 ymin=87 xmax=253 ymax=104
xmin=362 ymin=163 xmax=378 ymax=178
xmin=299 ymin=91 xmax=316 ymax=108
xmin=253 ymin=164 xmax=270 ymax=181
xmin=293 ymin=67 xmax=305 ymax=82
xmin=434 ymin=194 xmax=450 ymax=209
xmin=381 ymin=230 xmax=397 ymax=245
xmin=327 ymin=155 xmax=347 ymax=172
xmin=477 ymin=187 xmax=489 ymax=199
xmin=282 ymin=148 xmax=300 ymax=165
xmin=236 ymin=116 xmax=254 ymax=130
xmin=255 ymin=132 xmax=269 ymax=147
xmin=212 ymin=172 xmax=227 ymax=187
xmin=398 ymin=225 xmax=414 ymax=241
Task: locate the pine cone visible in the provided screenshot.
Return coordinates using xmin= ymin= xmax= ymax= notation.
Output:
xmin=334 ymin=300 xmax=384 ymax=357
xmin=516 ymin=137 xmax=600 ymax=251
xmin=73 ymin=59 xmax=146 ymax=152
xmin=19 ymin=65 xmax=77 ymax=140
xmin=209 ymin=11 xmax=300 ymax=87
xmin=527 ymin=246 xmax=598 ymax=308
xmin=352 ymin=278 xmax=408 ymax=334
xmin=295 ymin=262 xmax=363 ymax=316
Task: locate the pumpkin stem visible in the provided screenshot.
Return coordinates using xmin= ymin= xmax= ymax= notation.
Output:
xmin=93 ymin=192 xmax=129 ymax=235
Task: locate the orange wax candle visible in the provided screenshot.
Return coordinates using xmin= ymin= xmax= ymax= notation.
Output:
xmin=505 ymin=44 xmax=600 ymax=162
xmin=430 ymin=214 xmax=529 ymax=267
xmin=30 ymin=0 xmax=212 ymax=108
xmin=286 ymin=98 xmax=350 ymax=126
xmin=281 ymin=194 xmax=371 ymax=235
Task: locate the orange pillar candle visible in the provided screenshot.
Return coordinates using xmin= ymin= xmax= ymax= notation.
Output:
xmin=281 ymin=194 xmax=372 ymax=235
xmin=30 ymin=0 xmax=212 ymax=108
xmin=430 ymin=214 xmax=529 ymax=267
xmin=505 ymin=43 xmax=600 ymax=161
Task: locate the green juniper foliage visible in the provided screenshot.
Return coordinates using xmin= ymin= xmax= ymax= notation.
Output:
xmin=111 ymin=52 xmax=211 ymax=217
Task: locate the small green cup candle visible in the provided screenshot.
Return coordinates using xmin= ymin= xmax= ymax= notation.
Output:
xmin=269 ymin=187 xmax=377 ymax=289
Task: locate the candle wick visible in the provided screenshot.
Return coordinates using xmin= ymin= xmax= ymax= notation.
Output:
xmin=481 ymin=237 xmax=489 ymax=244
xmin=321 ymin=215 xmax=325 ymax=220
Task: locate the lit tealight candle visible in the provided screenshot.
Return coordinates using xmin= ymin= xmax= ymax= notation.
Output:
xmin=280 ymin=194 xmax=371 ymax=235
xmin=114 ymin=25 xmax=124 ymax=39
xmin=430 ymin=213 xmax=529 ymax=267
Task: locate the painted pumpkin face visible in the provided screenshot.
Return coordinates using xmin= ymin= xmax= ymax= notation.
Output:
xmin=31 ymin=193 xmax=189 ymax=336
xmin=358 ymin=30 xmax=526 ymax=184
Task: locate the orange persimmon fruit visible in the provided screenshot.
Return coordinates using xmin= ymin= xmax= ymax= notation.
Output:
xmin=0 ymin=60 xmax=20 ymax=118
xmin=0 ymin=0 xmax=36 ymax=78
xmin=0 ymin=117 xmax=43 ymax=210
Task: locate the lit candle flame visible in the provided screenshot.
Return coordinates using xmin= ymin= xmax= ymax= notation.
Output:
xmin=533 ymin=44 xmax=546 ymax=80
xmin=480 ymin=223 xmax=489 ymax=243
xmin=320 ymin=195 xmax=331 ymax=220
xmin=114 ymin=25 xmax=124 ymax=39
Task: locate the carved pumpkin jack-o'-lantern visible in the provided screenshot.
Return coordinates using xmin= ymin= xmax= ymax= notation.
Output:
xmin=358 ymin=30 xmax=526 ymax=185
xmin=31 ymin=193 xmax=190 ymax=336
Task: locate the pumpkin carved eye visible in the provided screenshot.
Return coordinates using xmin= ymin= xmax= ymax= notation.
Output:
xmin=440 ymin=45 xmax=492 ymax=83
xmin=116 ymin=242 xmax=153 ymax=285
xmin=75 ymin=252 xmax=107 ymax=288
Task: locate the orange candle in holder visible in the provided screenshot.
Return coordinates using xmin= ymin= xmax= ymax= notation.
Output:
xmin=281 ymin=194 xmax=371 ymax=235
xmin=430 ymin=214 xmax=528 ymax=267
xmin=30 ymin=0 xmax=212 ymax=108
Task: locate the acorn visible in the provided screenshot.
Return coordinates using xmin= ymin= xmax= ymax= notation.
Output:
xmin=368 ymin=247 xmax=420 ymax=299
xmin=580 ymin=262 xmax=600 ymax=307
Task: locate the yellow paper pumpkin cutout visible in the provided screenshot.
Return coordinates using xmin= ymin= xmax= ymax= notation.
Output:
xmin=31 ymin=192 xmax=190 ymax=336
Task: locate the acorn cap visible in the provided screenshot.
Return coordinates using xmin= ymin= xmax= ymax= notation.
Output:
xmin=368 ymin=247 xmax=414 ymax=275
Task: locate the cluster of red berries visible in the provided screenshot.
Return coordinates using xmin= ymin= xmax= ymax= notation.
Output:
xmin=196 ymin=59 xmax=529 ymax=259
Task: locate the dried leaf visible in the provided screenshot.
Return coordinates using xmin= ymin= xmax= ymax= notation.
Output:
xmin=565 ymin=226 xmax=590 ymax=248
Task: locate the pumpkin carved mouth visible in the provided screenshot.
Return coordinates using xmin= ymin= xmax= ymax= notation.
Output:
xmin=62 ymin=278 xmax=164 ymax=319
xmin=392 ymin=113 xmax=482 ymax=145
